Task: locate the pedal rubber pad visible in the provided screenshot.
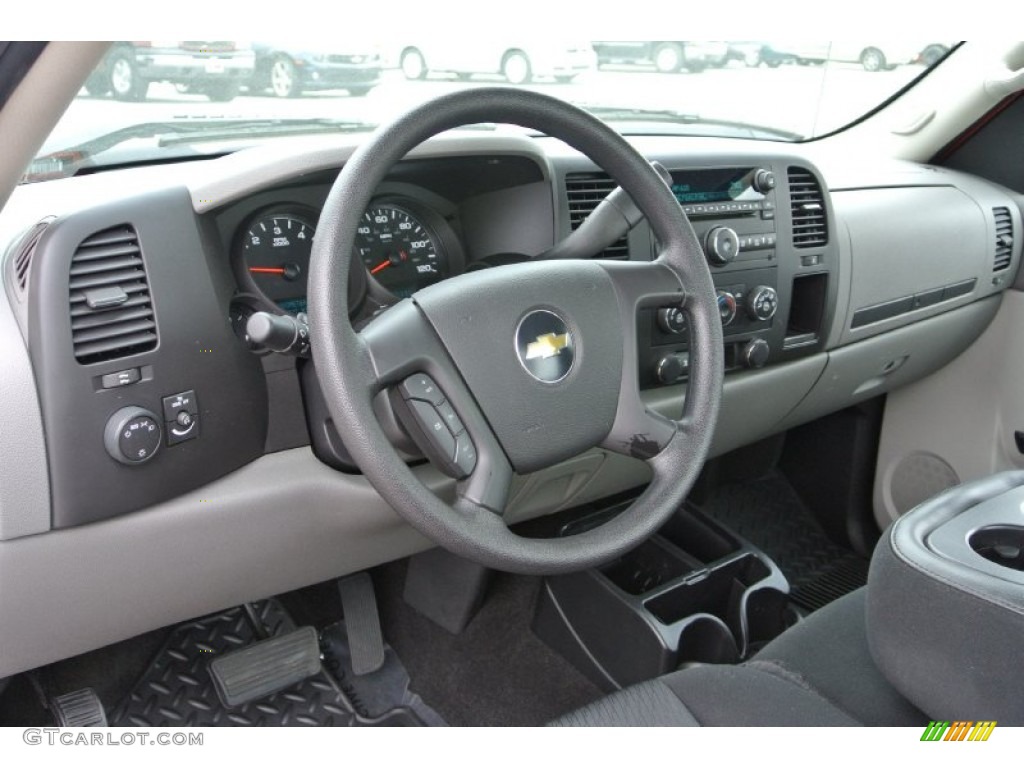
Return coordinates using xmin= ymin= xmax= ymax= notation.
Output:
xmin=338 ymin=572 xmax=386 ymax=675
xmin=51 ymin=688 xmax=108 ymax=727
xmin=209 ymin=625 xmax=321 ymax=708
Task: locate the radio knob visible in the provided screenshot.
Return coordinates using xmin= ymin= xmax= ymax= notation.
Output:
xmin=656 ymin=353 xmax=688 ymax=384
xmin=716 ymin=290 xmax=737 ymax=326
xmin=742 ymin=338 xmax=770 ymax=369
xmin=746 ymin=285 xmax=778 ymax=321
xmin=753 ymin=169 xmax=776 ymax=193
xmin=705 ymin=227 xmax=740 ymax=265
xmin=656 ymin=306 xmax=686 ymax=334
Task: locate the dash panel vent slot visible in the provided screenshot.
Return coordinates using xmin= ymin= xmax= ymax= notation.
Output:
xmin=69 ymin=225 xmax=157 ymax=364
xmin=993 ymin=206 xmax=1013 ymax=272
xmin=788 ymin=167 xmax=828 ymax=249
xmin=565 ymin=173 xmax=629 ymax=259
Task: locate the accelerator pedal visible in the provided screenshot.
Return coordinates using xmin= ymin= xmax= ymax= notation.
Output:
xmin=50 ymin=688 xmax=108 ymax=727
xmin=338 ymin=572 xmax=385 ymax=675
xmin=209 ymin=625 xmax=321 ymax=708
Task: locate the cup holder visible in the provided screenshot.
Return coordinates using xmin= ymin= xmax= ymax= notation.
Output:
xmin=969 ymin=525 xmax=1024 ymax=571
xmin=533 ymin=507 xmax=792 ymax=689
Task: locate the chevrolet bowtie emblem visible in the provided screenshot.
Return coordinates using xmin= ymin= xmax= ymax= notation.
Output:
xmin=524 ymin=332 xmax=571 ymax=360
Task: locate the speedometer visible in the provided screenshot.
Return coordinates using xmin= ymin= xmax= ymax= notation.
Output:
xmin=356 ymin=204 xmax=444 ymax=298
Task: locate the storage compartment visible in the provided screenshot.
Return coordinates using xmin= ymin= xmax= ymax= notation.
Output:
xmin=533 ymin=506 xmax=790 ymax=690
xmin=785 ymin=272 xmax=827 ymax=346
xmin=602 ymin=538 xmax=702 ymax=595
xmin=644 ymin=554 xmax=769 ymax=627
xmin=969 ymin=525 xmax=1024 ymax=571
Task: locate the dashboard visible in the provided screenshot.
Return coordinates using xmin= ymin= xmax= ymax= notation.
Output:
xmin=0 ymin=127 xmax=1021 ymax=679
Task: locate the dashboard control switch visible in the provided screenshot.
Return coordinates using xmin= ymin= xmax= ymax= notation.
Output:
xmin=100 ymin=367 xmax=141 ymax=389
xmin=746 ymin=285 xmax=779 ymax=321
xmin=716 ymin=290 xmax=737 ymax=326
xmin=104 ymin=406 xmax=162 ymax=465
xmin=753 ymin=168 xmax=776 ymax=193
xmin=163 ymin=390 xmax=200 ymax=446
xmin=656 ymin=352 xmax=689 ymax=384
xmin=656 ymin=306 xmax=686 ymax=334
xmin=704 ymin=227 xmax=740 ymax=265
xmin=742 ymin=338 xmax=770 ymax=369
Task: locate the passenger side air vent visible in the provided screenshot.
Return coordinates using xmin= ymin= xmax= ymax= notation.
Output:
xmin=565 ymin=173 xmax=629 ymax=258
xmin=993 ymin=206 xmax=1013 ymax=272
xmin=788 ymin=167 xmax=828 ymax=249
xmin=69 ymin=225 xmax=158 ymax=364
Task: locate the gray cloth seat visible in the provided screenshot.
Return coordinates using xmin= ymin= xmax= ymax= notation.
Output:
xmin=551 ymin=588 xmax=928 ymax=727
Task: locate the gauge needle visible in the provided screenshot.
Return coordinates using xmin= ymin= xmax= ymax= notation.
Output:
xmin=249 ymin=267 xmax=286 ymax=275
xmin=370 ymin=260 xmax=391 ymax=275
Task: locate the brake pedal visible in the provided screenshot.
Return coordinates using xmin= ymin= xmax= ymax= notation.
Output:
xmin=338 ymin=572 xmax=385 ymax=675
xmin=50 ymin=688 xmax=108 ymax=727
xmin=209 ymin=626 xmax=321 ymax=708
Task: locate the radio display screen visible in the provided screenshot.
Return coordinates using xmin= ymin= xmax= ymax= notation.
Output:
xmin=670 ymin=168 xmax=760 ymax=205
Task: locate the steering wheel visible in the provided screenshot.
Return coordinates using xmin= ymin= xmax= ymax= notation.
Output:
xmin=308 ymin=88 xmax=723 ymax=575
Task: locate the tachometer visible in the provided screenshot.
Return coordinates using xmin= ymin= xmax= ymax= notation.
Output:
xmin=357 ymin=204 xmax=444 ymax=298
xmin=241 ymin=210 xmax=314 ymax=315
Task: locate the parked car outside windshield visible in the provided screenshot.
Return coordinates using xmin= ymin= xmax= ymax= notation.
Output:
xmin=30 ymin=38 xmax=956 ymax=183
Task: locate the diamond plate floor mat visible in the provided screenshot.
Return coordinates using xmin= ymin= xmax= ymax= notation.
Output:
xmin=112 ymin=599 xmax=444 ymax=727
xmin=698 ymin=472 xmax=868 ymax=610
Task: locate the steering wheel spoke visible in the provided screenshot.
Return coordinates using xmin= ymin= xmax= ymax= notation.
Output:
xmin=359 ymin=299 xmax=513 ymax=513
xmin=595 ymin=259 xmax=687 ymax=460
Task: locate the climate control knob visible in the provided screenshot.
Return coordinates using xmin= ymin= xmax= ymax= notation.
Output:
xmin=716 ymin=290 xmax=737 ymax=326
xmin=742 ymin=338 xmax=770 ymax=370
xmin=656 ymin=353 xmax=689 ymax=385
xmin=746 ymin=285 xmax=779 ymax=321
xmin=704 ymin=227 xmax=740 ymax=265
xmin=656 ymin=306 xmax=686 ymax=334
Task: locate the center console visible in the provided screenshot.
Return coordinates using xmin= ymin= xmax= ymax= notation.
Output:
xmin=635 ymin=162 xmax=838 ymax=389
xmin=533 ymin=502 xmax=793 ymax=690
xmin=868 ymin=471 xmax=1024 ymax=723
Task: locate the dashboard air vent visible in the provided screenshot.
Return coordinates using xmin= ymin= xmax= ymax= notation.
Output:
xmin=69 ymin=225 xmax=157 ymax=364
xmin=993 ymin=207 xmax=1013 ymax=272
xmin=565 ymin=173 xmax=629 ymax=258
xmin=8 ymin=218 xmax=52 ymax=299
xmin=788 ymin=167 xmax=828 ymax=249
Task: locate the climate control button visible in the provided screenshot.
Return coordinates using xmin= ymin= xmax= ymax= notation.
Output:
xmin=716 ymin=290 xmax=737 ymax=326
xmin=746 ymin=285 xmax=779 ymax=321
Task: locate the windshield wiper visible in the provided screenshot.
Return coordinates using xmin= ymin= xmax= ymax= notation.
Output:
xmin=581 ymin=106 xmax=803 ymax=141
xmin=23 ymin=118 xmax=379 ymax=183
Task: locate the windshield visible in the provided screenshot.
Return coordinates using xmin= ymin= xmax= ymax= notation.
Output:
xmin=29 ymin=39 xmax=957 ymax=182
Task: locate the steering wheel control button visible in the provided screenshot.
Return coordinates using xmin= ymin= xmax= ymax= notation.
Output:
xmin=104 ymin=406 xmax=162 ymax=465
xmin=515 ymin=310 xmax=574 ymax=384
xmin=100 ymin=367 xmax=141 ymax=389
xmin=409 ymin=399 xmax=457 ymax=460
xmin=435 ymin=400 xmax=464 ymax=436
xmin=453 ymin=434 xmax=477 ymax=477
xmin=656 ymin=306 xmax=686 ymax=335
xmin=399 ymin=373 xmax=445 ymax=406
xmin=162 ymin=390 xmax=200 ymax=446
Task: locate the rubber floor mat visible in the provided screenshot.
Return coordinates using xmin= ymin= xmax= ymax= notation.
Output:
xmin=699 ymin=472 xmax=868 ymax=609
xmin=112 ymin=599 xmax=443 ymax=726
